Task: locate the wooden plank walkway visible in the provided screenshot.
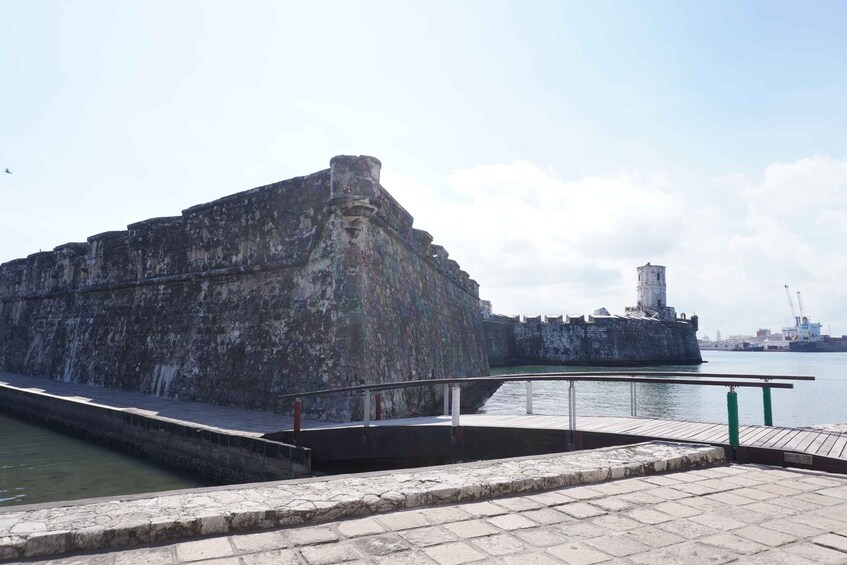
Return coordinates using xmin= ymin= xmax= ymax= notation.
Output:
xmin=302 ymin=413 xmax=847 ymax=462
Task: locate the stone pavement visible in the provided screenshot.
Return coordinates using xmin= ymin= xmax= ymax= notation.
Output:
xmin=0 ymin=372 xmax=297 ymax=437
xmin=38 ymin=463 xmax=847 ymax=565
xmin=0 ymin=443 xmax=723 ymax=560
xmin=806 ymin=423 xmax=847 ymax=435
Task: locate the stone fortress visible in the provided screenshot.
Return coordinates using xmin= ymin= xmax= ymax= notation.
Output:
xmin=0 ymin=156 xmax=699 ymax=422
xmin=0 ymin=156 xmax=491 ymax=421
xmin=483 ymin=262 xmax=701 ymax=366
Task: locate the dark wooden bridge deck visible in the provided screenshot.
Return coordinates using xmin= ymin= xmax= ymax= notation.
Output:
xmin=297 ymin=413 xmax=847 ymax=465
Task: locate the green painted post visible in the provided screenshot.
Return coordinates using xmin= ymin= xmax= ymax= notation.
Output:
xmin=727 ymin=388 xmax=740 ymax=454
xmin=763 ymin=386 xmax=773 ymax=426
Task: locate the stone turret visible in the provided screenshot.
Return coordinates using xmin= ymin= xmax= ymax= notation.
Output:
xmin=637 ymin=263 xmax=667 ymax=312
xmin=329 ymin=155 xmax=382 ymax=217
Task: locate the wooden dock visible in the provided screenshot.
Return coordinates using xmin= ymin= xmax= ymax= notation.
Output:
xmin=296 ymin=413 xmax=847 ymax=472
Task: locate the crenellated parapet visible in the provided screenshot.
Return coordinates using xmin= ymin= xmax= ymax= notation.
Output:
xmin=488 ymin=312 xmax=695 ymax=327
xmin=418 ymin=243 xmax=478 ymax=298
xmin=0 ymin=155 xmax=480 ymax=301
xmin=483 ymin=309 xmax=701 ymax=366
xmin=481 ymin=268 xmax=702 ymax=367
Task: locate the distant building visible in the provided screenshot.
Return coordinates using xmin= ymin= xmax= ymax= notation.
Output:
xmin=755 ymin=328 xmax=784 ymax=343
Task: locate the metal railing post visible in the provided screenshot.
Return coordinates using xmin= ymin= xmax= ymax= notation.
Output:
xmin=443 ymin=384 xmax=450 ymax=415
xmin=762 ymin=385 xmax=773 ymax=426
xmin=568 ymin=380 xmax=576 ymax=450
xmin=451 ymin=385 xmax=461 ymax=427
xmin=630 ymin=382 xmax=637 ymax=417
xmin=526 ymin=381 xmax=533 ymax=415
xmin=363 ymin=390 xmax=371 ymax=428
xmin=294 ymin=397 xmax=302 ymax=445
xmin=727 ymin=386 xmax=740 ymax=459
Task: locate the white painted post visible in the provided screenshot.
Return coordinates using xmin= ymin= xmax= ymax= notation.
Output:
xmin=443 ymin=384 xmax=450 ymax=415
xmin=568 ymin=380 xmax=576 ymax=445
xmin=451 ymin=385 xmax=461 ymax=427
xmin=526 ymin=381 xmax=533 ymax=414
xmin=363 ymin=390 xmax=370 ymax=428
xmin=630 ymin=382 xmax=637 ymax=417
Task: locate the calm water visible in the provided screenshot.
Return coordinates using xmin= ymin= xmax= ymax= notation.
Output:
xmin=0 ymin=413 xmax=204 ymax=507
xmin=483 ymin=351 xmax=847 ymax=428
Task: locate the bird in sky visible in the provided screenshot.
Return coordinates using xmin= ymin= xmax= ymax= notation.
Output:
xmin=4 ymin=168 xmax=10 ymax=174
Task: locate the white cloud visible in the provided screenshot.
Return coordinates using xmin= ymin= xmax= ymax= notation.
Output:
xmin=383 ymin=162 xmax=684 ymax=318
xmin=678 ymin=156 xmax=847 ymax=338
xmin=383 ymin=155 xmax=847 ymax=338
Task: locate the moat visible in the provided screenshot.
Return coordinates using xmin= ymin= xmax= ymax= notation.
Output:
xmin=0 ymin=413 xmax=203 ymax=508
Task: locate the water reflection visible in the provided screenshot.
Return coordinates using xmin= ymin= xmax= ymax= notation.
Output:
xmin=0 ymin=413 xmax=204 ymax=507
xmin=483 ymin=352 xmax=846 ymax=427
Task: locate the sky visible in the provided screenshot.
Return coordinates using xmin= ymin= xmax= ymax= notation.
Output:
xmin=1 ymin=0 xmax=846 ymax=339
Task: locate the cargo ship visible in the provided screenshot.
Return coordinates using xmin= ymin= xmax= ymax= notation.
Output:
xmin=782 ymin=285 xmax=847 ymax=352
xmin=788 ymin=335 xmax=847 ymax=353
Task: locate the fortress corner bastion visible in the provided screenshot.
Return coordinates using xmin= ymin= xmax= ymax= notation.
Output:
xmin=0 ymin=156 xmax=492 ymax=421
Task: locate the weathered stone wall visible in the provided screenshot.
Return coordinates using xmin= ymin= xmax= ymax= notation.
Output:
xmin=484 ymin=315 xmax=519 ymax=366
xmin=0 ymin=156 xmax=490 ymax=420
xmin=485 ymin=314 xmax=702 ymax=366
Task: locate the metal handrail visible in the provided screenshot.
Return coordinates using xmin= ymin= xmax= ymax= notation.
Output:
xmin=283 ymin=371 xmax=814 ymax=460
xmin=497 ymin=371 xmax=815 ymax=381
xmin=278 ymin=373 xmax=801 ymax=400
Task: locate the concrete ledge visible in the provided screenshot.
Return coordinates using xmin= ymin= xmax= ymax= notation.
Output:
xmin=0 ymin=441 xmax=724 ymax=560
xmin=0 ymin=383 xmax=310 ymax=485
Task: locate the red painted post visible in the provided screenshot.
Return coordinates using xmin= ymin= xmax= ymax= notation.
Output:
xmin=375 ymin=393 xmax=382 ymax=420
xmin=294 ymin=398 xmax=302 ymax=441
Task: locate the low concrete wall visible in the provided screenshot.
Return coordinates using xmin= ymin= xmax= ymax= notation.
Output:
xmin=0 ymin=385 xmax=310 ymax=484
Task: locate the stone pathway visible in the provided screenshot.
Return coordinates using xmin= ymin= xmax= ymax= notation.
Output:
xmin=38 ymin=463 xmax=847 ymax=565
xmin=805 ymin=423 xmax=847 ymax=435
xmin=0 ymin=372 xmax=297 ymax=437
xmin=0 ymin=443 xmax=722 ymax=560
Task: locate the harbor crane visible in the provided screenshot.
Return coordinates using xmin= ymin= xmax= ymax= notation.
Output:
xmin=797 ymin=290 xmax=807 ymax=321
xmin=783 ymin=285 xmax=822 ymax=342
xmin=784 ymin=285 xmax=799 ymax=325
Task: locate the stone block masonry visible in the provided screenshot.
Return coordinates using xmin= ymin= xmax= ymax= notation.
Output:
xmin=0 ymin=156 xmax=490 ymax=421
xmin=485 ymin=314 xmax=702 ymax=366
xmin=483 ymin=263 xmax=702 ymax=366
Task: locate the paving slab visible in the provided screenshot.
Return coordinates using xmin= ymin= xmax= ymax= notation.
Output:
xmin=21 ymin=464 xmax=847 ymax=565
xmin=0 ymin=441 xmax=722 ymax=560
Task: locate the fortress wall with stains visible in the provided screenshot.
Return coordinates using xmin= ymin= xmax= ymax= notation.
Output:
xmin=0 ymin=156 xmax=491 ymax=420
xmin=485 ymin=314 xmax=701 ymax=366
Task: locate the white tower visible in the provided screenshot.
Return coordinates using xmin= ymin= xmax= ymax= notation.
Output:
xmin=637 ymin=263 xmax=667 ymax=312
xmin=624 ymin=262 xmax=677 ymax=321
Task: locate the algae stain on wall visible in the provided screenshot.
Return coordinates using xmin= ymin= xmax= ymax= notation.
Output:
xmin=0 ymin=156 xmax=491 ymax=421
